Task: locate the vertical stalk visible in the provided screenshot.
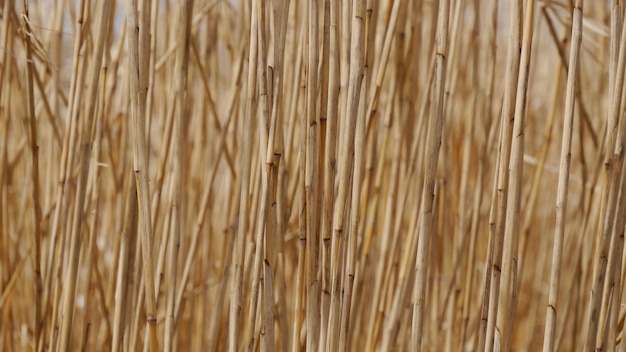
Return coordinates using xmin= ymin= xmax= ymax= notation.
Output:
xmin=57 ymin=0 xmax=113 ymax=350
xmin=484 ymin=1 xmax=522 ymax=349
xmin=497 ymin=0 xmax=536 ymax=350
xmin=21 ymin=0 xmax=43 ymax=346
xmin=305 ymin=0 xmax=321 ymax=350
xmin=112 ymin=176 xmax=138 ymax=352
xmin=231 ymin=1 xmax=258 ymax=350
xmin=126 ymin=0 xmax=158 ymax=350
xmin=164 ymin=0 xmax=193 ymax=351
xmin=410 ymin=0 xmax=449 ymax=349
xmin=543 ymin=1 xmax=583 ymax=351
xmin=586 ymin=2 xmax=626 ymax=349
xmin=328 ymin=0 xmax=366 ymax=349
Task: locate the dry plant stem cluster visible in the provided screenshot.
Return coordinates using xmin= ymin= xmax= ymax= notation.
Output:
xmin=7 ymin=0 xmax=626 ymax=351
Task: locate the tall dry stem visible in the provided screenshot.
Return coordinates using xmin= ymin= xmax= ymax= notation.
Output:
xmin=411 ymin=0 xmax=449 ymax=349
xmin=126 ymin=0 xmax=158 ymax=350
xmin=543 ymin=1 xmax=583 ymax=350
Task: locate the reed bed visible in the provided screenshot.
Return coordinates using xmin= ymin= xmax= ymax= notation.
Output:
xmin=1 ymin=0 xmax=625 ymax=350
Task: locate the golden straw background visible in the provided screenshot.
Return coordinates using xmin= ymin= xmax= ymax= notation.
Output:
xmin=1 ymin=0 xmax=625 ymax=350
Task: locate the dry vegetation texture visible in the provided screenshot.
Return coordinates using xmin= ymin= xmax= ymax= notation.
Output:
xmin=5 ymin=0 xmax=626 ymax=350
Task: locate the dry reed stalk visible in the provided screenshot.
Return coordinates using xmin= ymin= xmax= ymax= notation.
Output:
xmin=355 ymin=9 xmax=407 ymax=344
xmin=40 ymin=0 xmax=87 ymax=335
xmin=304 ymin=1 xmax=321 ymax=350
xmin=453 ymin=0 xmax=475 ymax=302
xmin=431 ymin=0 xmax=471 ymax=347
xmin=262 ymin=258 xmax=275 ymax=352
xmin=410 ymin=0 xmax=449 ymax=349
xmin=497 ymin=0 xmax=536 ymax=349
xmin=340 ymin=13 xmax=369 ymax=348
xmin=619 ymin=228 xmax=626 ymax=350
xmin=597 ymin=13 xmax=626 ymax=349
xmin=517 ymin=55 xmax=563 ymax=343
xmin=267 ymin=0 xmax=291 ymax=348
xmin=609 ymin=1 xmax=623 ymax=110
xmin=172 ymin=45 xmax=245 ymax=332
xmin=164 ymin=0 xmax=193 ymax=351
xmin=362 ymin=2 xmax=407 ymax=346
xmin=48 ymin=49 xmax=90 ymax=352
xmin=0 ymin=7 xmax=12 ymax=298
xmin=365 ymin=96 xmax=400 ymax=350
xmin=290 ymin=21 xmax=307 ymax=350
xmin=318 ymin=0 xmax=333 ymax=348
xmin=144 ymin=0 xmax=160 ymax=140
xmin=242 ymin=0 xmax=277 ymax=348
xmin=365 ymin=0 xmax=402 ymax=130
xmin=57 ymin=0 xmax=112 ymax=350
xmin=231 ymin=0 xmax=259 ymax=350
xmin=586 ymin=3 xmax=626 ymax=350
xmin=126 ymin=0 xmax=158 ymax=350
xmin=377 ymin=43 xmax=435 ymax=350
xmin=207 ymin=221 xmax=236 ymax=352
xmin=20 ymin=1 xmax=43 ymax=347
xmin=138 ymin=0 xmax=151 ymax=138
xmin=605 ymin=150 xmax=626 ymax=351
xmin=326 ymin=0 xmax=365 ymax=349
xmin=77 ymin=64 xmax=108 ymax=350
xmin=0 ymin=0 xmax=12 ymax=109
xmin=483 ymin=1 xmax=522 ymax=350
xmin=111 ymin=175 xmax=138 ymax=352
xmin=457 ymin=1 xmax=495 ymax=348
xmin=543 ymin=1 xmax=583 ymax=350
